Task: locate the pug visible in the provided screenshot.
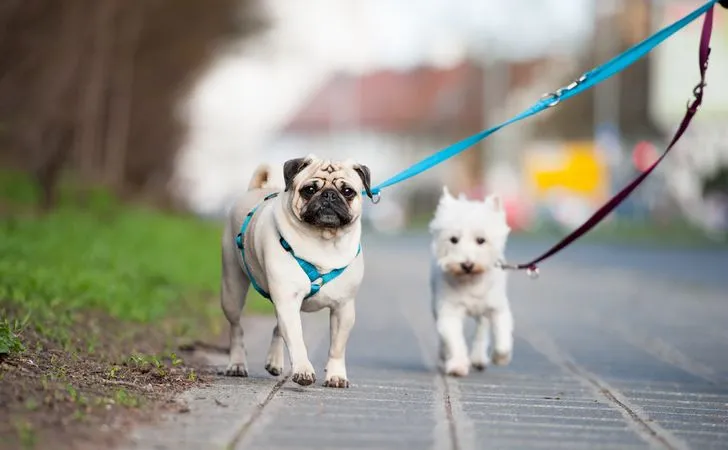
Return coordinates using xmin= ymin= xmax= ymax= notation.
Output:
xmin=220 ymin=155 xmax=373 ymax=387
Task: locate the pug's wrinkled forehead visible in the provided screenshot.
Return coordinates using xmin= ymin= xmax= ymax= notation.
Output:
xmin=283 ymin=156 xmax=373 ymax=200
xmin=305 ymin=160 xmax=357 ymax=188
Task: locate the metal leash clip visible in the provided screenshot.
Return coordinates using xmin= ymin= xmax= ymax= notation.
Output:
xmin=540 ymin=73 xmax=588 ymax=108
xmin=495 ymin=260 xmax=540 ymax=280
xmin=370 ymin=191 xmax=381 ymax=204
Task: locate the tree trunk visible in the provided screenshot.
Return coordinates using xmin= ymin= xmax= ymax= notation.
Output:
xmin=77 ymin=0 xmax=115 ymax=182
xmin=32 ymin=1 xmax=85 ymax=209
xmin=104 ymin=2 xmax=144 ymax=188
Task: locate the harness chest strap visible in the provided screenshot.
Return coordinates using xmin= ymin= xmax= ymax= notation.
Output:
xmin=235 ymin=193 xmax=361 ymax=300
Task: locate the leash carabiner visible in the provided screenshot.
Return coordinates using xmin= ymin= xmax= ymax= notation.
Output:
xmin=540 ymin=73 xmax=588 ymax=108
xmin=496 ymin=260 xmax=540 ymax=280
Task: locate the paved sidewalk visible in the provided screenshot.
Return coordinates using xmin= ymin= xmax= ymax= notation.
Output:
xmin=125 ymin=235 xmax=728 ymax=450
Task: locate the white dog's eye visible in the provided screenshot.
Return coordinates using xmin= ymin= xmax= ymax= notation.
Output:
xmin=476 ymin=237 xmax=486 ymax=245
xmin=450 ymin=236 xmax=459 ymax=244
xmin=341 ymin=187 xmax=356 ymax=199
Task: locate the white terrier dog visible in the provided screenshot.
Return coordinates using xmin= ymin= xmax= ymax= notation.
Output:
xmin=429 ymin=187 xmax=513 ymax=377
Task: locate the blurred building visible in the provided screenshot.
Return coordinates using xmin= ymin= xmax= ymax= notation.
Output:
xmin=270 ymin=62 xmax=482 ymax=224
xmin=175 ymin=0 xmax=728 ymax=235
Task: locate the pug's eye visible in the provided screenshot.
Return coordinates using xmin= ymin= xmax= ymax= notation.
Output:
xmin=476 ymin=237 xmax=486 ymax=245
xmin=341 ymin=186 xmax=356 ymax=199
xmin=450 ymin=236 xmax=459 ymax=244
xmin=300 ymin=185 xmax=317 ymax=199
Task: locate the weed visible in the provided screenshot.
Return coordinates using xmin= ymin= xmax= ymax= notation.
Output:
xmin=106 ymin=365 xmax=121 ymax=379
xmin=114 ymin=389 xmax=141 ymax=408
xmin=14 ymin=420 xmax=36 ymax=450
xmin=24 ymin=398 xmax=39 ymax=411
xmin=170 ymin=352 xmax=183 ymax=367
xmin=66 ymin=384 xmax=85 ymax=404
xmin=186 ymin=369 xmax=198 ymax=382
xmin=0 ymin=318 xmax=25 ymax=356
xmin=39 ymin=374 xmax=50 ymax=391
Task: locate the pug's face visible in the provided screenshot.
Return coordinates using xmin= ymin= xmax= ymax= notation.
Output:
xmin=283 ymin=156 xmax=373 ymax=230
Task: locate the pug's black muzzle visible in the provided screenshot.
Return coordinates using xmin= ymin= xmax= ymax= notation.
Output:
xmin=301 ymin=188 xmax=352 ymax=228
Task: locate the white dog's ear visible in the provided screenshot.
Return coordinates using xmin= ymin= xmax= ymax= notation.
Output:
xmin=485 ymin=194 xmax=504 ymax=213
xmin=441 ymin=186 xmax=454 ymax=201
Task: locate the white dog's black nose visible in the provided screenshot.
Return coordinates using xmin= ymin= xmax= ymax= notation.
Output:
xmin=461 ymin=262 xmax=474 ymax=273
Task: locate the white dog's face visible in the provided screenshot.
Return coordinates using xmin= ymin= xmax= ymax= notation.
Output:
xmin=283 ymin=155 xmax=373 ymax=230
xmin=429 ymin=187 xmax=510 ymax=277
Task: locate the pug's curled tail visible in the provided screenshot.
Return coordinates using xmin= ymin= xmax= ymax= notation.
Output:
xmin=248 ymin=164 xmax=273 ymax=191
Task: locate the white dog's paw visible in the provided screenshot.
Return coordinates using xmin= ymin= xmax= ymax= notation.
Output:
xmin=323 ymin=375 xmax=350 ymax=388
xmin=491 ymin=350 xmax=512 ymax=366
xmin=265 ymin=352 xmax=284 ymax=377
xmin=291 ymin=362 xmax=316 ymax=386
xmin=470 ymin=358 xmax=489 ymax=372
xmin=444 ymin=359 xmax=470 ymax=377
xmin=265 ymin=362 xmax=283 ymax=377
xmin=224 ymin=363 xmax=249 ymax=377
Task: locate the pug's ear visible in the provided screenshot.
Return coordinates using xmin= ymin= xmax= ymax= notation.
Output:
xmin=353 ymin=164 xmax=372 ymax=199
xmin=283 ymin=157 xmax=311 ymax=192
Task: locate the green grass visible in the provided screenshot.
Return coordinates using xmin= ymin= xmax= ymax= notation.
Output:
xmin=0 ymin=169 xmax=272 ymax=350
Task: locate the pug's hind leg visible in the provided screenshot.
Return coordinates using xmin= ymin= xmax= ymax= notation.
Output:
xmin=221 ymin=235 xmax=250 ymax=377
xmin=265 ymin=323 xmax=285 ymax=376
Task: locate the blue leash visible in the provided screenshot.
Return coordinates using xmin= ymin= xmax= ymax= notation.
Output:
xmin=368 ymin=0 xmax=719 ymax=197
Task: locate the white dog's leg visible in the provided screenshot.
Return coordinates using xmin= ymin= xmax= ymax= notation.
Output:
xmin=264 ymin=324 xmax=285 ymax=376
xmin=436 ymin=305 xmax=470 ymax=377
xmin=324 ymin=300 xmax=355 ymax=388
xmin=490 ymin=306 xmax=514 ymax=366
xmin=470 ymin=316 xmax=491 ymax=371
xmin=221 ymin=236 xmax=250 ymax=377
xmin=274 ymin=299 xmax=316 ymax=386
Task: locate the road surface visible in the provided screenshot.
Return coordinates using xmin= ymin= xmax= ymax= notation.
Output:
xmin=126 ymin=233 xmax=728 ymax=450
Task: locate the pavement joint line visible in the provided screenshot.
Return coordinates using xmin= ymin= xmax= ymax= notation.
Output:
xmin=581 ymin=309 xmax=723 ymax=385
xmin=397 ymin=284 xmax=471 ymax=450
xmin=519 ymin=325 xmax=691 ymax=450
xmin=441 ymin=376 xmax=461 ymax=450
xmin=229 ymin=312 xmax=332 ymax=450
xmin=225 ymin=375 xmax=289 ymax=450
xmin=459 ymin=400 xmax=613 ymax=410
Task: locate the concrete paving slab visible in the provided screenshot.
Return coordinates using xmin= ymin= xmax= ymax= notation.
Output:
xmin=124 ymin=234 xmax=728 ymax=450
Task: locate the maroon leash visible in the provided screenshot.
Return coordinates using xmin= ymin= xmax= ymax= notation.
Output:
xmin=501 ymin=6 xmax=716 ymax=278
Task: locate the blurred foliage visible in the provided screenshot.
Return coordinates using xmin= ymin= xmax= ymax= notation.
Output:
xmin=0 ymin=0 xmax=266 ymax=208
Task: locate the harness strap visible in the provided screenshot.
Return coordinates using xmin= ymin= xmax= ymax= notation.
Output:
xmin=236 ymin=192 xmax=360 ymax=300
xmin=279 ymin=238 xmax=361 ymax=299
xmin=236 ymin=193 xmax=279 ymax=299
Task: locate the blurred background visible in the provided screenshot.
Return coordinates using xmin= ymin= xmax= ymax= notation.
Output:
xmin=1 ymin=0 xmax=727 ymax=241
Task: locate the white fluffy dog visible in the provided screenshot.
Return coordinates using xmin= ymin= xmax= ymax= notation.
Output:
xmin=429 ymin=187 xmax=514 ymax=377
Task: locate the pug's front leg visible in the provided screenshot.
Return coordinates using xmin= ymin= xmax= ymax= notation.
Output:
xmin=324 ymin=299 xmax=355 ymax=388
xmin=273 ymin=296 xmax=316 ymax=386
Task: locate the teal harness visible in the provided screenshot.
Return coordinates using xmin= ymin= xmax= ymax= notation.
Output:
xmin=235 ymin=193 xmax=361 ymax=301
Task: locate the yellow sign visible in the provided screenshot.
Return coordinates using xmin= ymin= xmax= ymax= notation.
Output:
xmin=523 ymin=141 xmax=609 ymax=203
